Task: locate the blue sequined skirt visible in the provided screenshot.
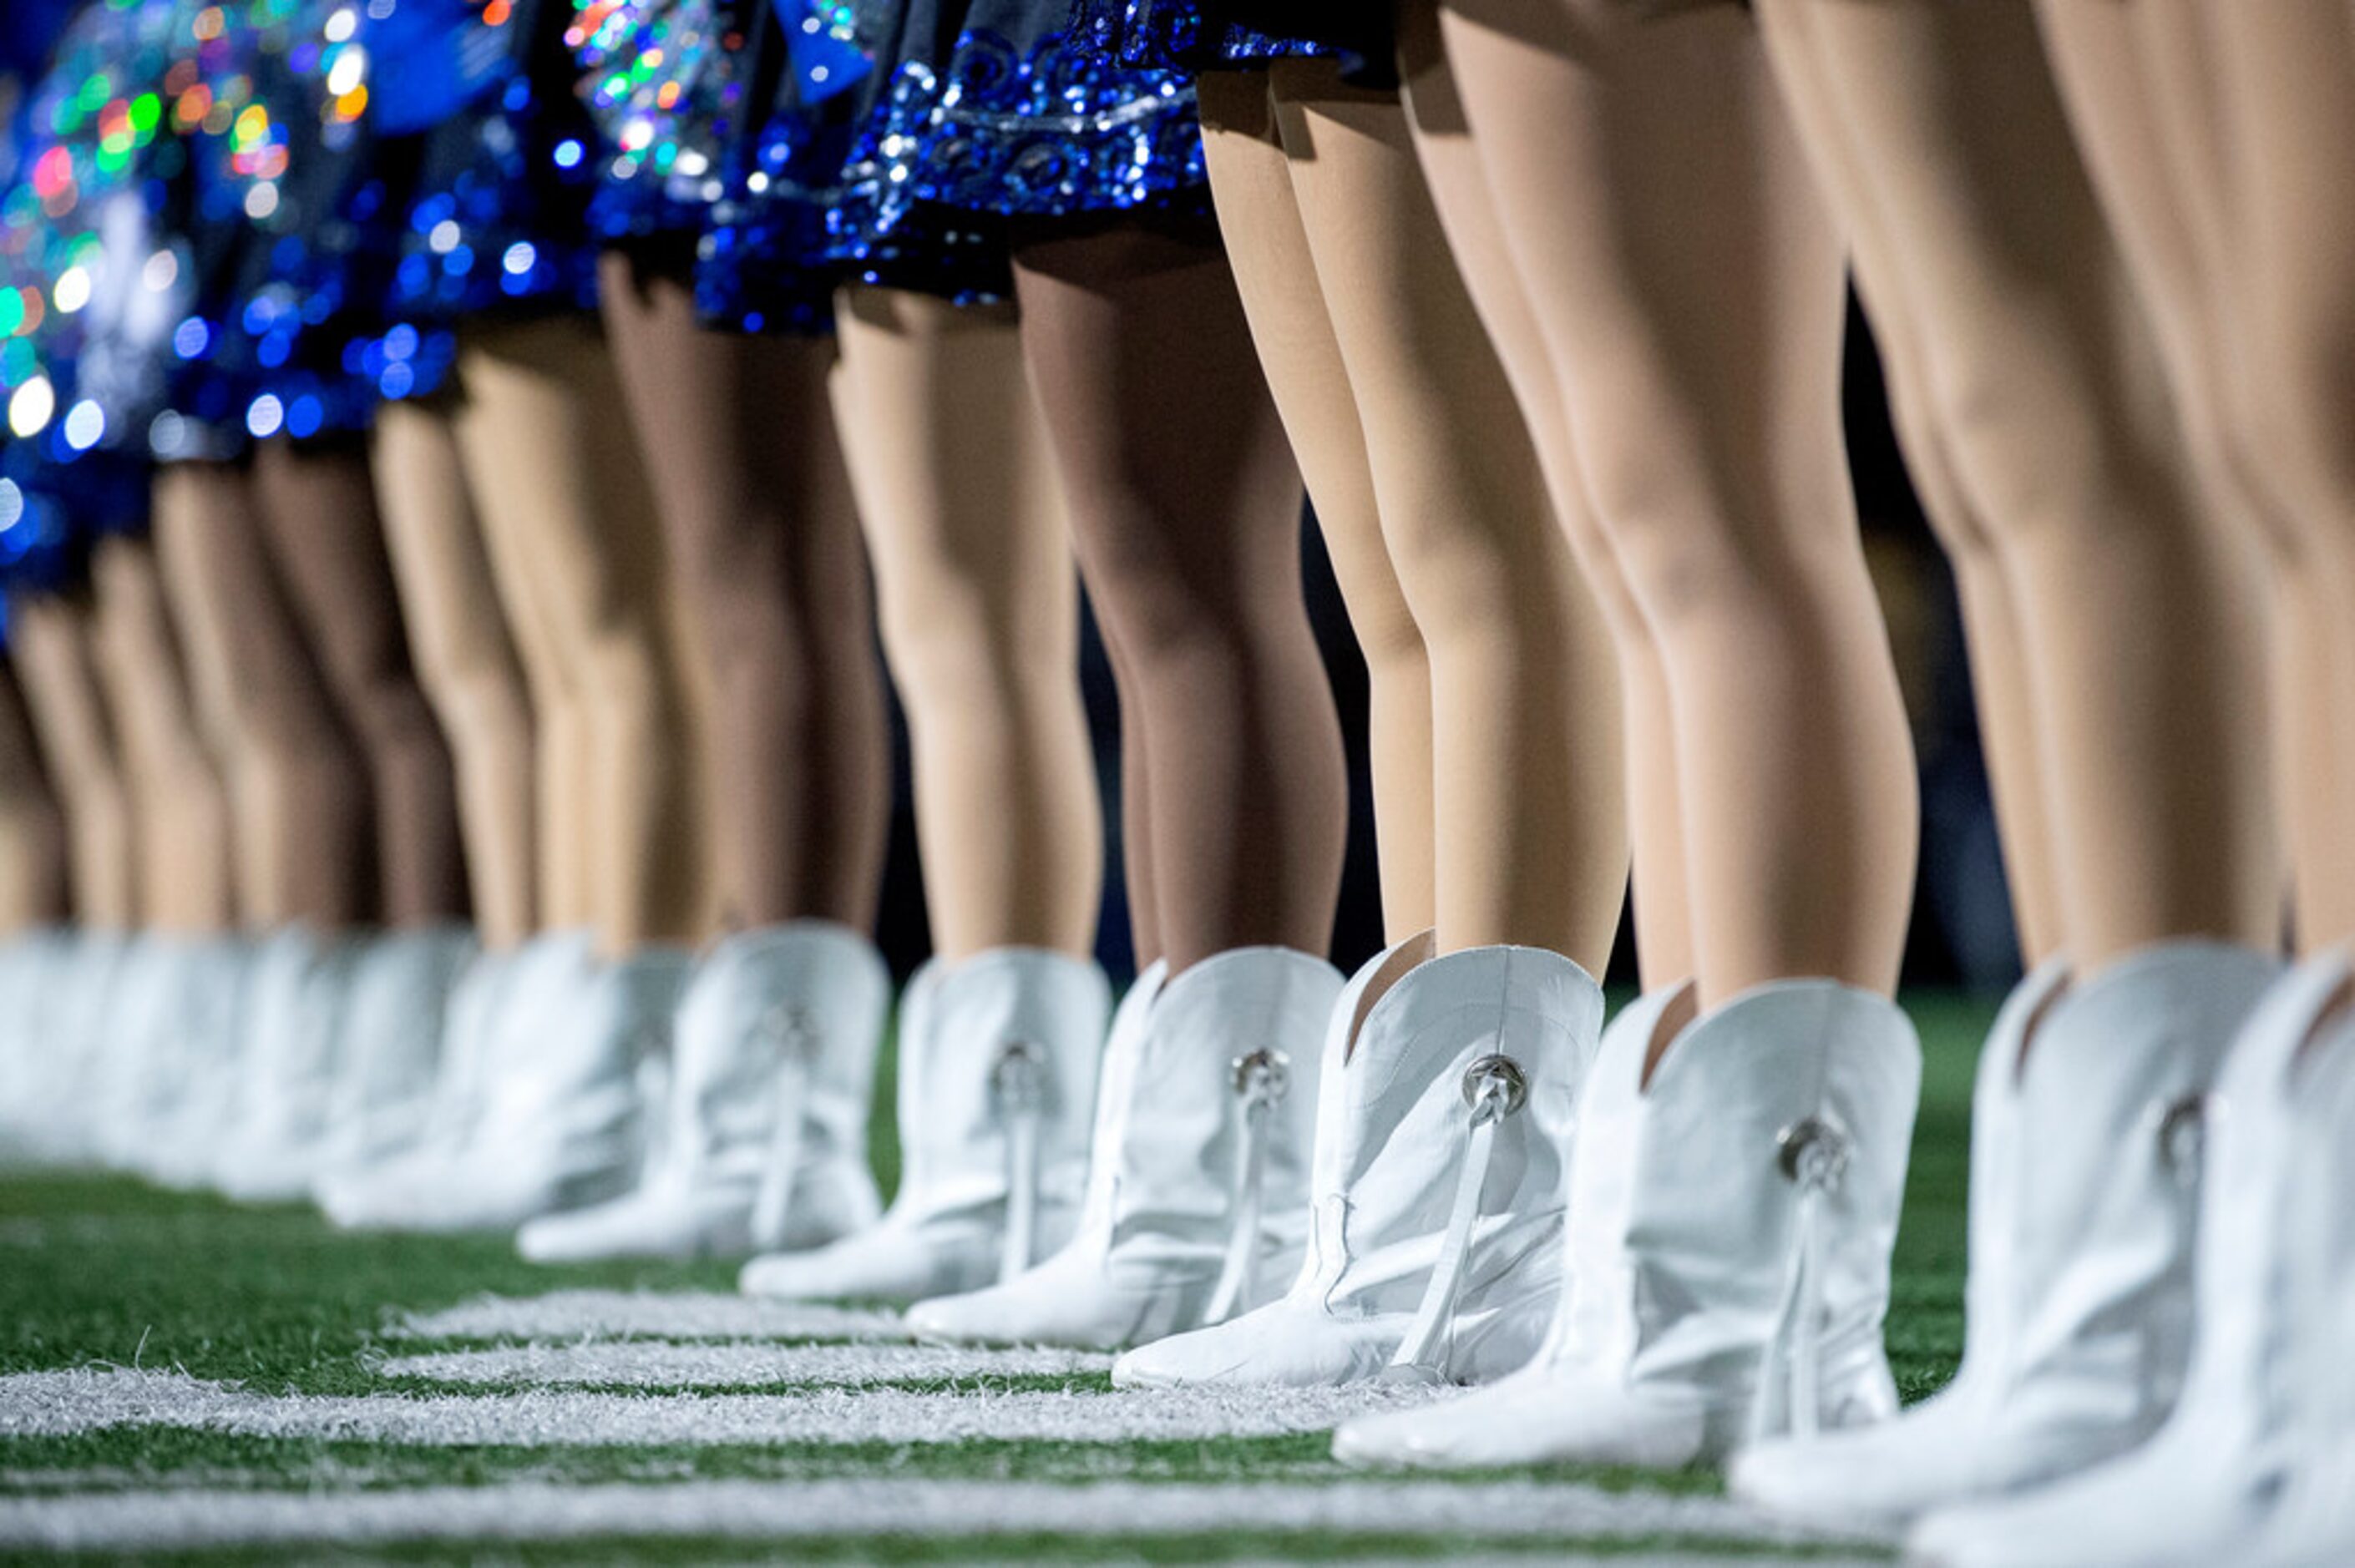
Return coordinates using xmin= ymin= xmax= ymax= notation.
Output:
xmin=699 ymin=0 xmax=1227 ymax=321
xmin=378 ymin=0 xmax=602 ymax=343
xmin=195 ymin=28 xmax=413 ymax=450
xmin=572 ymin=0 xmax=760 ymax=248
xmin=693 ymin=0 xmax=884 ymax=330
xmin=863 ymin=0 xmax=1212 ymax=225
xmin=2 ymin=0 xmax=195 ymax=472
xmin=1070 ymin=0 xmax=1342 ymax=74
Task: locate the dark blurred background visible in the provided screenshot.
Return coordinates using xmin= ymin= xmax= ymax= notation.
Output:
xmin=869 ymin=296 xmax=2023 ymax=998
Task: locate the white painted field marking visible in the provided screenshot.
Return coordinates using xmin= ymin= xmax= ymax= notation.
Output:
xmin=0 ymin=1475 xmax=1887 ymax=1555
xmin=377 ymin=1341 xmax=1111 ymax=1388
xmin=389 ymin=1290 xmax=903 ymax=1343
xmin=0 ymin=1368 xmax=1435 ymax=1447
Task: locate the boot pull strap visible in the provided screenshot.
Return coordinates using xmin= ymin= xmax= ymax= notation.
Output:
xmin=1204 ymin=1047 xmax=1293 ymax=1325
xmin=749 ymin=1001 xmax=819 ymax=1252
xmin=1751 ymin=1114 xmax=1851 ymax=1443
xmin=629 ymin=1030 xmax=672 ymax=1176
xmin=990 ymin=1040 xmax=1050 ymax=1282
xmin=1386 ymin=1054 xmax=1529 ymax=1383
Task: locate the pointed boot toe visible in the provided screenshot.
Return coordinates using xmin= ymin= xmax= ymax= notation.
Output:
xmin=1742 ymin=943 xmax=2279 ymax=1530
xmin=1907 ymin=948 xmax=2355 ymax=1566
xmin=1338 ymin=979 xmax=1922 ymax=1472
xmin=516 ymin=923 xmax=891 ymax=1262
xmin=907 ymin=948 xmax=1340 ymax=1350
xmin=1116 ymin=938 xmax=1600 ymax=1387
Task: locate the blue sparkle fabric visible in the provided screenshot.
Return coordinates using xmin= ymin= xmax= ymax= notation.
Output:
xmin=737 ymin=0 xmax=997 ymax=319
xmin=1067 ymin=0 xmax=1337 ymax=74
xmin=859 ymin=0 xmax=1211 ymax=225
xmin=379 ymin=0 xmax=600 ymax=340
xmin=686 ymin=0 xmax=999 ymax=328
xmin=199 ymin=3 xmax=421 ymax=451
xmin=571 ymin=0 xmax=762 ymax=246
xmin=702 ymin=0 xmax=1220 ymax=318
xmin=0 ymin=0 xmax=189 ymax=487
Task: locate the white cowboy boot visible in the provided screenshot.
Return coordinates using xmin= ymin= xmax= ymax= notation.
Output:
xmin=147 ymin=932 xmax=260 ymax=1176
xmin=1905 ymin=948 xmax=2355 ymax=1566
xmin=0 ymin=928 xmax=69 ymax=1152
xmin=122 ymin=936 xmax=257 ymax=1183
xmin=1334 ymin=979 xmax=1920 ymax=1470
xmin=519 ymin=923 xmax=890 ymax=1262
xmin=1720 ymin=958 xmax=2060 ymax=1518
xmin=313 ymin=936 xmax=550 ymax=1228
xmin=91 ymin=933 xmax=190 ymax=1171
xmin=392 ymin=944 xmax=691 ymax=1234
xmin=310 ymin=926 xmax=476 ymax=1185
xmin=0 ymin=929 xmax=67 ymax=1159
xmin=1729 ymin=940 xmax=2276 ymax=1526
xmin=740 ymin=947 xmax=1110 ymax=1304
xmin=25 ymin=929 xmax=134 ymax=1166
xmin=1113 ymin=937 xmax=1601 ymax=1388
xmin=2246 ymin=1033 xmax=2355 ymax=1568
xmin=904 ymin=945 xmax=1341 ymax=1351
xmin=214 ymin=930 xmax=366 ymax=1201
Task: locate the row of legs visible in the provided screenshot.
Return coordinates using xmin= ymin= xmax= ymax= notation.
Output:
xmin=11 ymin=4 xmax=2355 ymax=1112
xmin=0 ymin=249 xmax=1355 ymax=977
xmin=1209 ymin=0 xmax=2355 ymax=996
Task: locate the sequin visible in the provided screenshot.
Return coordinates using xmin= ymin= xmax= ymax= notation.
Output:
xmin=848 ymin=21 xmax=1208 ymax=225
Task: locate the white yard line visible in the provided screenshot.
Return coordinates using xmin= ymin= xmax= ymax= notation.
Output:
xmin=0 ymin=1474 xmax=1886 ymax=1555
xmin=0 ymin=1368 xmax=1436 ymax=1447
xmin=377 ymin=1340 xmax=1112 ymax=1388
xmin=388 ymin=1289 xmax=904 ymax=1343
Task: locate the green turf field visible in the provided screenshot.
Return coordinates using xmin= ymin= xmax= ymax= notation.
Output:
xmin=0 ymin=993 xmax=1991 ymax=1563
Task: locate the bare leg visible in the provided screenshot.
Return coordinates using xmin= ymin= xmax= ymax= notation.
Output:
xmin=1755 ymin=0 xmax=2274 ymax=970
xmin=1013 ymin=226 xmax=1349 ymax=973
xmin=831 ymin=286 xmax=1102 ymax=960
xmin=448 ymin=379 xmax=594 ymax=933
xmin=1096 ymin=601 xmax=1162 ymax=970
xmin=600 ymin=259 xmax=890 ymax=933
xmin=1199 ymin=69 xmax=1441 ymax=945
xmin=1439 ymin=0 xmax=1917 ymax=1006
xmin=2042 ymin=2 xmax=2346 ymax=955
xmin=1275 ymin=66 xmax=1625 ymax=965
xmin=151 ymin=463 xmax=372 ymax=928
xmin=0 ymin=662 xmax=65 ymax=933
xmin=8 ymin=595 xmax=137 ymax=929
xmin=251 ymin=438 xmax=470 ymax=927
xmin=88 ymin=536 xmax=235 ymax=933
xmin=2198 ymin=1 xmax=2355 ymax=953
xmin=452 ymin=316 xmax=706 ymax=954
xmin=373 ymin=401 xmax=539 ymax=949
xmin=1395 ymin=0 xmax=1690 ymax=987
xmin=1742 ymin=7 xmax=2064 ymax=968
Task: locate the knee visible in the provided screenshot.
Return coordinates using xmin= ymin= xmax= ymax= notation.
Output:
xmin=580 ymin=627 xmax=676 ymax=732
xmin=671 ymin=506 xmax=787 ymax=622
xmin=427 ymin=635 xmax=530 ymax=734
xmin=1350 ymin=602 xmax=1426 ymax=695
xmin=1319 ymin=544 xmax=1426 ymax=685
xmin=1078 ymin=533 xmax=1267 ymax=679
xmin=2223 ymin=324 xmax=2355 ymax=563
xmin=879 ymin=589 xmax=1067 ymax=719
xmin=351 ymin=681 xmax=451 ymax=773
xmin=1925 ymin=348 xmax=2145 ymax=556
xmin=1884 ymin=381 xmax=2003 ymax=570
xmin=1579 ymin=445 xmax=1765 ymax=632
xmin=1387 ymin=492 xmax=1583 ymax=657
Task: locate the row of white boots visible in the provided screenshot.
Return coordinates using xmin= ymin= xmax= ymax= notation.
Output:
xmin=3 ymin=917 xmax=2348 ymax=1563
xmin=0 ymin=921 xmax=876 ymax=1239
